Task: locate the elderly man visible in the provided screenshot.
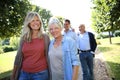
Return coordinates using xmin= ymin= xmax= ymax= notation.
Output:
xmin=77 ymin=24 xmax=97 ymax=80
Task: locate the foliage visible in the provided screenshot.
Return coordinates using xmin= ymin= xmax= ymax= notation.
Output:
xmin=91 ymin=0 xmax=120 ymax=44
xmin=110 ymin=0 xmax=120 ymax=30
xmin=56 ymin=16 xmax=65 ymax=25
xmin=0 ymin=0 xmax=32 ymax=39
xmin=96 ymin=32 xmax=114 ymax=39
xmin=91 ymin=0 xmax=120 ymax=33
xmin=0 ymin=1 xmax=53 ymax=39
xmin=96 ymin=34 xmax=110 ymax=39
xmin=2 ymin=45 xmax=15 ymax=52
xmin=114 ymin=31 xmax=120 ymax=37
xmin=10 ymin=36 xmax=20 ymax=50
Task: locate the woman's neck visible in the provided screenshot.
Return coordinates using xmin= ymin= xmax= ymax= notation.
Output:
xmin=54 ymin=35 xmax=63 ymax=48
xmin=55 ymin=35 xmax=63 ymax=42
xmin=32 ymin=30 xmax=39 ymax=39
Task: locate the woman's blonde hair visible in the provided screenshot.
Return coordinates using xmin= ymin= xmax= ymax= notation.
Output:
xmin=22 ymin=11 xmax=43 ymax=42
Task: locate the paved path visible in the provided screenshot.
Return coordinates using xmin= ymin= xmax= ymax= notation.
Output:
xmin=78 ymin=48 xmax=113 ymax=80
xmin=94 ymin=48 xmax=113 ymax=80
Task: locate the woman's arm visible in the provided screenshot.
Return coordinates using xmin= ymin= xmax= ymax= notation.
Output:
xmin=68 ymin=38 xmax=79 ymax=80
xmin=11 ymin=38 xmax=23 ymax=80
xmin=72 ymin=65 xmax=79 ymax=80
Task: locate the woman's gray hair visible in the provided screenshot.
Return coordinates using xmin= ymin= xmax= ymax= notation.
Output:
xmin=21 ymin=11 xmax=43 ymax=42
xmin=48 ymin=17 xmax=63 ymax=29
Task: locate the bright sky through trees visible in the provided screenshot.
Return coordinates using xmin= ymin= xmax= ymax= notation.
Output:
xmin=30 ymin=0 xmax=92 ymax=32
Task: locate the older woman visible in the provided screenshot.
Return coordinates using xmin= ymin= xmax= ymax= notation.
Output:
xmin=11 ymin=12 xmax=50 ymax=80
xmin=48 ymin=17 xmax=79 ymax=80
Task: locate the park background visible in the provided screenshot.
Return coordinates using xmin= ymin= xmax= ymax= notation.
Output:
xmin=0 ymin=0 xmax=120 ymax=80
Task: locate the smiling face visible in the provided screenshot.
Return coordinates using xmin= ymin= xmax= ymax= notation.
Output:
xmin=79 ymin=24 xmax=85 ymax=33
xmin=64 ymin=21 xmax=70 ymax=31
xmin=49 ymin=23 xmax=62 ymax=39
xmin=29 ymin=16 xmax=41 ymax=31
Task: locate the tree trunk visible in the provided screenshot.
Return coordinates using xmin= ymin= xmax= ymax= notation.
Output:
xmin=108 ymin=31 xmax=112 ymax=44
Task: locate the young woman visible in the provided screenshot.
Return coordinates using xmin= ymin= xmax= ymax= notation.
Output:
xmin=11 ymin=12 xmax=50 ymax=80
xmin=48 ymin=17 xmax=79 ymax=80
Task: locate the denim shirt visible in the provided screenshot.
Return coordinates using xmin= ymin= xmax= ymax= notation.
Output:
xmin=63 ymin=29 xmax=78 ymax=43
xmin=49 ymin=36 xmax=80 ymax=80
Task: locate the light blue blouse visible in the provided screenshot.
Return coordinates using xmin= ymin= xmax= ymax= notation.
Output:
xmin=63 ymin=29 xmax=78 ymax=43
xmin=49 ymin=36 xmax=80 ymax=80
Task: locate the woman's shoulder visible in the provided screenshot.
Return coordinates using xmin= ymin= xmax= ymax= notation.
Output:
xmin=42 ymin=33 xmax=50 ymax=40
xmin=42 ymin=33 xmax=49 ymax=37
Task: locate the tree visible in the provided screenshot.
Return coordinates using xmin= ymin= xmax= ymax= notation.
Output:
xmin=110 ymin=0 xmax=120 ymax=30
xmin=91 ymin=0 xmax=120 ymax=44
xmin=56 ymin=16 xmax=65 ymax=25
xmin=0 ymin=0 xmax=32 ymax=39
xmin=40 ymin=8 xmax=52 ymax=32
xmin=91 ymin=0 xmax=116 ymax=32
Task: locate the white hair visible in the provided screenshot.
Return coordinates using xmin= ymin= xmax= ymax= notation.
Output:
xmin=48 ymin=17 xmax=63 ymax=29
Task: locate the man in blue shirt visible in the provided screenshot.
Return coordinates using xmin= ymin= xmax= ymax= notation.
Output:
xmin=77 ymin=24 xmax=97 ymax=80
xmin=63 ymin=19 xmax=77 ymax=42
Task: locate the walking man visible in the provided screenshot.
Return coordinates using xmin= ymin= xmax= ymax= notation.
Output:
xmin=77 ymin=24 xmax=97 ymax=80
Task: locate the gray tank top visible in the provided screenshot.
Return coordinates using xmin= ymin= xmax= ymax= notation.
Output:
xmin=49 ymin=45 xmax=64 ymax=80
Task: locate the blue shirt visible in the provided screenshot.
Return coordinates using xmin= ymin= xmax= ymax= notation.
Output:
xmin=63 ymin=29 xmax=78 ymax=43
xmin=49 ymin=36 xmax=80 ymax=80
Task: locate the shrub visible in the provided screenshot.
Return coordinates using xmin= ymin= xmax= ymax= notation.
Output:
xmin=114 ymin=31 xmax=120 ymax=37
xmin=96 ymin=33 xmax=112 ymax=39
xmin=102 ymin=34 xmax=110 ymax=38
xmin=96 ymin=34 xmax=101 ymax=39
xmin=2 ymin=46 xmax=15 ymax=52
xmin=96 ymin=34 xmax=106 ymax=39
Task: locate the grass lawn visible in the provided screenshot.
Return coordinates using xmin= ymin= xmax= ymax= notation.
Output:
xmin=97 ymin=37 xmax=120 ymax=80
xmin=0 ymin=51 xmax=16 ymax=79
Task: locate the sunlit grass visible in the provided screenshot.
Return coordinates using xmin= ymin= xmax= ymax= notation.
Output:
xmin=97 ymin=37 xmax=120 ymax=80
xmin=0 ymin=51 xmax=16 ymax=78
